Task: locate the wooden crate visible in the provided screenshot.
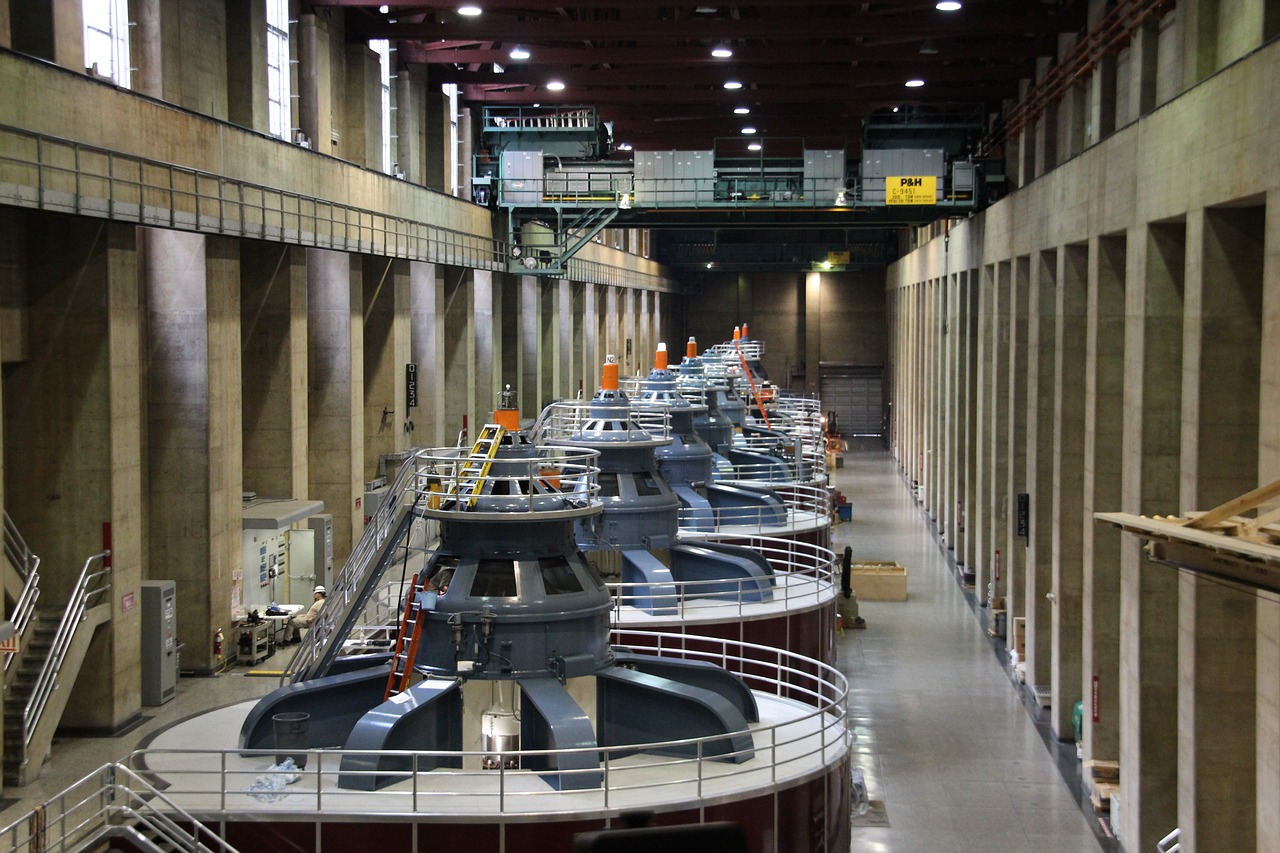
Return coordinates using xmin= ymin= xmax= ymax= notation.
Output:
xmin=848 ymin=560 xmax=908 ymax=601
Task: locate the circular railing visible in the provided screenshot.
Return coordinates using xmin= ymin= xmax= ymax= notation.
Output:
xmin=125 ymin=632 xmax=849 ymax=818
xmin=607 ymin=535 xmax=836 ymax=620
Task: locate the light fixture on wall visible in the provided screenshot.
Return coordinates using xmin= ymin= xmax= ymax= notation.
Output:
xmin=458 ymin=5 xmax=482 ymax=16
xmin=547 ymin=80 xmax=566 ymax=91
xmin=508 ymin=45 xmax=530 ymax=60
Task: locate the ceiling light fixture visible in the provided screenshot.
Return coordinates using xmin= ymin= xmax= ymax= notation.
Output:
xmin=747 ymin=142 xmax=762 ymax=151
xmin=723 ymin=80 xmax=743 ymax=90
xmin=458 ymin=5 xmax=482 ymax=16
xmin=711 ymin=45 xmax=733 ymax=58
xmin=378 ymin=4 xmax=389 ymax=12
xmin=734 ymin=106 xmax=750 ymax=115
xmin=546 ymin=80 xmax=566 ymax=91
xmin=508 ymin=45 xmax=530 ymax=60
xmin=936 ymin=1 xmax=962 ymax=10
xmin=905 ymin=78 xmax=925 ymax=88
xmin=742 ymin=126 xmax=756 ymax=134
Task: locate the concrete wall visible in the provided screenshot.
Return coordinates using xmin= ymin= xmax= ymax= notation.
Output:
xmin=886 ymin=7 xmax=1280 ymax=851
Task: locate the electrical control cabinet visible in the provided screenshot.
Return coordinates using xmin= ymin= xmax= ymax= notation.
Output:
xmin=141 ymin=580 xmax=177 ymax=706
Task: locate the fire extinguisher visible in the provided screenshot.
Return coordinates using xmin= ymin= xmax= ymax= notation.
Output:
xmin=214 ymin=628 xmax=224 ymax=660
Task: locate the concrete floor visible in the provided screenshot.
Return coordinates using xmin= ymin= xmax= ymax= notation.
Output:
xmin=1 ymin=441 xmax=1115 ymax=852
xmin=833 ymin=439 xmax=1112 ymax=852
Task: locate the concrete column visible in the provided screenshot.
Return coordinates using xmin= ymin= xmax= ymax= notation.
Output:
xmin=973 ymin=266 xmax=995 ymax=594
xmin=1026 ymin=249 xmax=1057 ymax=692
xmin=0 ymin=3 xmax=10 ymax=48
xmin=1128 ymin=18 xmax=1161 ymax=121
xmin=362 ymin=257 xmax=411 ymax=480
xmin=1117 ymin=221 xmax=1184 ymax=853
xmin=1260 ymin=590 xmax=1280 ymax=851
xmin=519 ymin=275 xmax=539 ymax=418
xmin=556 ymin=279 xmax=573 ymax=401
xmin=622 ymin=287 xmax=637 ymax=377
xmin=440 ymin=266 xmax=469 ymax=441
xmin=1182 ymin=206 xmax=1263 ymax=508
xmin=984 ymin=261 xmax=1010 ymax=600
xmin=1177 ymin=574 xmax=1257 ymax=853
xmin=423 ymin=85 xmax=450 ymax=193
xmin=474 ymin=269 xmax=496 ymax=425
xmin=639 ymin=289 xmax=652 ymax=379
xmin=1082 ymin=234 xmax=1126 ymax=762
xmin=133 ymin=0 xmax=163 ymax=99
xmin=307 ymin=248 xmax=362 ymax=564
xmin=942 ymin=272 xmax=952 ymax=548
xmin=1260 ymin=190 xmax=1280 ymax=853
xmin=297 ymin=13 xmax=332 ymax=155
xmin=574 ymin=282 xmax=589 ymax=398
xmin=1050 ymin=244 xmax=1088 ymax=739
xmin=226 ymin=0 xmax=268 ymax=134
xmin=5 ymin=218 xmax=143 ymax=729
xmin=142 ymin=230 xmax=242 ymax=677
xmin=1174 ymin=204 xmax=1263 ymax=853
xmin=241 ymin=241 xmax=308 ymax=500
xmin=343 ymin=44 xmax=382 ymax=170
xmin=1005 ymin=257 xmax=1030 ymax=627
xmin=961 ymin=271 xmax=980 ymax=574
xmin=929 ymin=277 xmax=943 ymax=524
xmin=1089 ymin=53 xmax=1117 ymax=144
xmin=395 ymin=67 xmax=425 ymax=184
xmin=408 ymin=261 xmax=445 ymax=446
xmin=1183 ymin=0 xmax=1221 ymax=85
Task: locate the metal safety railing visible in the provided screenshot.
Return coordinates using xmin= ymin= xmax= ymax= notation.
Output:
xmin=678 ymin=482 xmax=832 ymax=532
xmin=0 ymin=122 xmax=672 ymax=293
xmin=0 ymin=762 xmax=242 ymax=853
xmin=20 ymin=550 xmax=112 ymax=750
xmin=4 ymin=509 xmax=40 ymax=579
xmin=607 ymin=534 xmax=836 ymax=622
xmin=124 ymin=632 xmax=848 ymax=820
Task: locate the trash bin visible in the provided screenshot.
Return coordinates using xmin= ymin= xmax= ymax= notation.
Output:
xmin=272 ymin=712 xmax=310 ymax=768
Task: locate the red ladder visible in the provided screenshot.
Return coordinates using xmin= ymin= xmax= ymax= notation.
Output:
xmin=385 ymin=573 xmax=428 ymax=699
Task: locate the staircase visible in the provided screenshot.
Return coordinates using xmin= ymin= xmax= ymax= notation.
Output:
xmin=2 ymin=549 xmax=112 ymax=787
xmin=3 ymin=610 xmax=59 ymax=781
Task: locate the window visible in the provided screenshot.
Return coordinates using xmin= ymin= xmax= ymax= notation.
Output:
xmin=370 ymin=39 xmax=393 ymax=173
xmin=266 ymin=0 xmax=291 ymax=140
xmin=83 ymin=0 xmax=131 ymax=88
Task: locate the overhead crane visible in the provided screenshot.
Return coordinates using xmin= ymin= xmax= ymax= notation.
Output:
xmin=471 ymin=104 xmax=1005 ymax=276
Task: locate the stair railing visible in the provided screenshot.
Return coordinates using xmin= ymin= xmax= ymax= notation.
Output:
xmin=20 ymin=549 xmax=111 ymax=750
xmin=3 ymin=570 xmax=40 ymax=675
xmin=0 ymin=761 xmax=242 ymax=853
xmin=285 ymin=454 xmax=431 ymax=683
xmin=3 ymin=510 xmax=40 ymax=579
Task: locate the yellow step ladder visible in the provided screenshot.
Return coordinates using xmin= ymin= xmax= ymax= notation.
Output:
xmin=452 ymin=424 xmax=505 ymax=508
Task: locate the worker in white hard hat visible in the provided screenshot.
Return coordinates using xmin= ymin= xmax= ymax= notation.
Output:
xmin=285 ymin=585 xmax=327 ymax=643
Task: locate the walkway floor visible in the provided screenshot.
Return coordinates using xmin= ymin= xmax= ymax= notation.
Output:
xmin=832 ymin=439 xmax=1113 ymax=852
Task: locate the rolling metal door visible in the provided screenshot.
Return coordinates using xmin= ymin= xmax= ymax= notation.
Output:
xmin=820 ymin=365 xmax=884 ymax=437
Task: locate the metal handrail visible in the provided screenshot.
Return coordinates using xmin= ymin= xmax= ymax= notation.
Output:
xmin=679 ymin=482 xmax=831 ymax=532
xmin=608 ymin=534 xmax=836 ymax=621
xmin=4 ymin=509 xmax=40 ymax=579
xmin=0 ymin=762 xmax=243 ymax=853
xmin=3 ymin=570 xmax=40 ymax=675
xmin=22 ymin=550 xmax=111 ymax=749
xmin=0 ymin=122 xmax=673 ymax=293
xmin=122 ymin=631 xmax=848 ymax=820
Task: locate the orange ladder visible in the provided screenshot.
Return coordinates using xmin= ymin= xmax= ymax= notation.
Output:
xmin=385 ymin=573 xmax=428 ymax=699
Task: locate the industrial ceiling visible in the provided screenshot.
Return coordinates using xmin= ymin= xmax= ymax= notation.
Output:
xmin=320 ymin=0 xmax=1088 ymax=154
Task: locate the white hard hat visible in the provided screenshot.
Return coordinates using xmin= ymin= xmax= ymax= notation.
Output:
xmin=313 ymin=585 xmax=326 ymax=595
